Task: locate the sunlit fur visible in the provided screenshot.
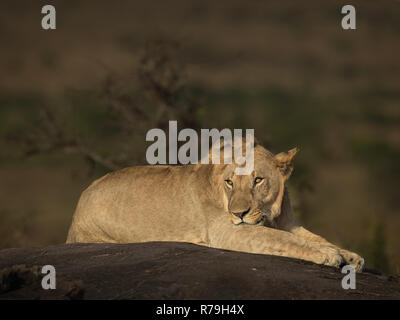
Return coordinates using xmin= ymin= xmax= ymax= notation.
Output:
xmin=67 ymin=140 xmax=364 ymax=272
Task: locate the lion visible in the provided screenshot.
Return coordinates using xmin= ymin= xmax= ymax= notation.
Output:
xmin=66 ymin=140 xmax=364 ymax=272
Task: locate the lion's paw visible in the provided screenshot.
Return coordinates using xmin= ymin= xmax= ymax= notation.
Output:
xmin=340 ymin=250 xmax=365 ymax=272
xmin=317 ymin=246 xmax=344 ymax=268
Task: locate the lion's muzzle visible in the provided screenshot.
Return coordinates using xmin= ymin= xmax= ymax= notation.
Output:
xmin=232 ymin=207 xmax=251 ymax=219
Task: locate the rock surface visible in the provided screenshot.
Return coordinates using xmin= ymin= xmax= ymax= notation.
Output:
xmin=0 ymin=242 xmax=399 ymax=300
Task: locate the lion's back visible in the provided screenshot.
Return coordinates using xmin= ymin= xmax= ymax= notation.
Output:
xmin=66 ymin=164 xmax=207 ymax=243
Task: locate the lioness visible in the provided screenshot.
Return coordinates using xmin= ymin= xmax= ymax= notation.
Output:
xmin=66 ymin=140 xmax=364 ymax=272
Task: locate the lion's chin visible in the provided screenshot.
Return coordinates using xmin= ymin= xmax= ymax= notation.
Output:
xmin=243 ymin=213 xmax=263 ymax=225
xmin=231 ymin=214 xmax=263 ymax=226
xmin=243 ymin=218 xmax=262 ymax=225
xmin=231 ymin=218 xmax=243 ymax=225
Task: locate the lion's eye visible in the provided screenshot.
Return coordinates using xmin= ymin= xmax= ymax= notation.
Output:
xmin=225 ymin=179 xmax=233 ymax=187
xmin=254 ymin=177 xmax=264 ymax=185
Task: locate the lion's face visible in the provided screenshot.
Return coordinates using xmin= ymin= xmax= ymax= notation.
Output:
xmin=221 ymin=146 xmax=298 ymax=225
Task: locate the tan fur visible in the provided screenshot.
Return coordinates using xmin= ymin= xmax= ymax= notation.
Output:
xmin=66 ymin=143 xmax=364 ymax=272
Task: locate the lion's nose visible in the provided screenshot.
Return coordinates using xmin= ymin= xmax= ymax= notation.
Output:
xmin=232 ymin=208 xmax=251 ymax=219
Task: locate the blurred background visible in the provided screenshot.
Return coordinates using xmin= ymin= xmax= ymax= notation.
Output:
xmin=0 ymin=0 xmax=399 ymax=274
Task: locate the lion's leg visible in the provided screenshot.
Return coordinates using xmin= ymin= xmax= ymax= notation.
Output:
xmin=290 ymin=226 xmax=334 ymax=246
xmin=207 ymin=217 xmax=344 ymax=269
xmin=276 ymin=189 xmax=364 ymax=272
xmin=290 ymin=226 xmax=364 ymax=272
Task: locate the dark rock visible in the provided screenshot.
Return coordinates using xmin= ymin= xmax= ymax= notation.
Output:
xmin=0 ymin=242 xmax=399 ymax=300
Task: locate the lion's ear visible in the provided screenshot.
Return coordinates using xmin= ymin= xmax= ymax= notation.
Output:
xmin=273 ymin=147 xmax=299 ymax=180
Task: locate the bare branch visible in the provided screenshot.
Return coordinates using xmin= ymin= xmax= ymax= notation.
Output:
xmin=13 ymin=40 xmax=202 ymax=175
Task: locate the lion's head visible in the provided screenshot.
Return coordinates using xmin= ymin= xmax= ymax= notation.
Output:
xmin=220 ymin=144 xmax=298 ymax=226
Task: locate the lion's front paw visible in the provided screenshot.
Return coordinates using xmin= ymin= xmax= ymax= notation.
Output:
xmin=316 ymin=247 xmax=344 ymax=269
xmin=340 ymin=250 xmax=365 ymax=272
